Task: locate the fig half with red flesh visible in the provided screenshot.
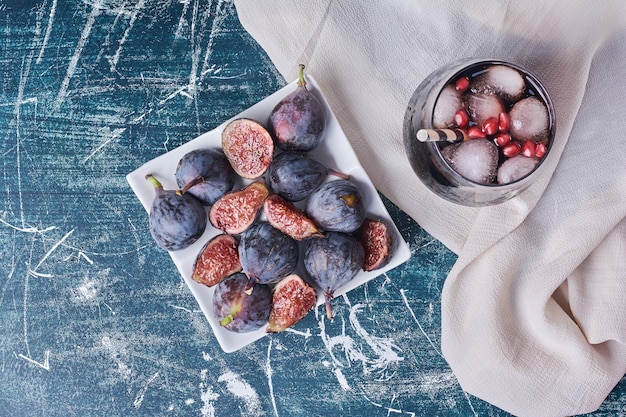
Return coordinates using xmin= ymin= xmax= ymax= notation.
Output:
xmin=264 ymin=194 xmax=323 ymax=240
xmin=357 ymin=218 xmax=394 ymax=272
xmin=221 ymin=118 xmax=274 ymax=179
xmin=209 ymin=181 xmax=269 ymax=235
xmin=267 ymin=274 xmax=317 ymax=333
xmin=192 ymin=234 xmax=242 ymax=287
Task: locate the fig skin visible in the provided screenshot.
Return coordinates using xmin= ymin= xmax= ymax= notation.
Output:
xmin=209 ymin=181 xmax=269 ymax=235
xmin=264 ymin=194 xmax=323 ymax=240
xmin=267 ymin=274 xmax=317 ymax=333
xmin=304 ymin=231 xmax=364 ymax=320
xmin=238 ymin=222 xmax=299 ymax=285
xmin=305 ymin=179 xmax=366 ymax=233
xmin=146 ymin=174 xmax=207 ymax=251
xmin=222 ymin=118 xmax=274 ymax=179
xmin=268 ymin=64 xmax=325 ymax=151
xmin=175 ymin=148 xmax=235 ymax=205
xmin=212 ymin=273 xmax=272 ymax=333
xmin=192 ymin=234 xmax=242 ymax=287
xmin=268 ymin=151 xmax=348 ymax=202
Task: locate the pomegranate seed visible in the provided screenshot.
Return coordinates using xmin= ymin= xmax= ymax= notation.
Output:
xmin=455 ymin=76 xmax=470 ymax=92
xmin=467 ymin=126 xmax=486 ymax=139
xmin=482 ymin=117 xmax=499 ymax=136
xmin=502 ymin=142 xmax=521 ymax=157
xmin=454 ymin=109 xmax=470 ymax=128
xmin=535 ymin=142 xmax=547 ymax=158
xmin=498 ymin=112 xmax=510 ymax=133
xmin=494 ymin=133 xmax=511 ymax=147
xmin=521 ymin=140 xmax=536 ymax=158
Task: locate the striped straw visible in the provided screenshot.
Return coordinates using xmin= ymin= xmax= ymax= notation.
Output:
xmin=416 ymin=128 xmax=468 ymax=143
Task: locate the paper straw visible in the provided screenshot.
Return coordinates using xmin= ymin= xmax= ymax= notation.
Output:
xmin=416 ymin=128 xmax=468 ymax=143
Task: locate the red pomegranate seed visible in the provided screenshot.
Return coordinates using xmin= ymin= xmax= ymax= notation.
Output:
xmin=467 ymin=126 xmax=486 ymax=139
xmin=482 ymin=117 xmax=499 ymax=136
xmin=502 ymin=142 xmax=521 ymax=157
xmin=498 ymin=112 xmax=510 ymax=133
xmin=454 ymin=109 xmax=470 ymax=127
xmin=521 ymin=140 xmax=536 ymax=158
xmin=455 ymin=76 xmax=470 ymax=92
xmin=494 ymin=133 xmax=511 ymax=147
xmin=535 ymin=142 xmax=547 ymax=158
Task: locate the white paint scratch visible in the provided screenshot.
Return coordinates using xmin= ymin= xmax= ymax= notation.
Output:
xmin=37 ymin=0 xmax=58 ymax=64
xmin=17 ymin=350 xmax=50 ymax=371
xmin=400 ymin=289 xmax=441 ymax=356
xmin=53 ymin=0 xmax=102 ymax=112
xmin=174 ymin=0 xmax=191 ymax=39
xmin=133 ymin=371 xmax=159 ymax=408
xmin=82 ymin=127 xmax=126 ymax=163
xmin=265 ymin=340 xmax=279 ymax=417
xmin=31 ymin=229 xmax=74 ymax=275
xmin=333 ymin=367 xmax=351 ymax=391
xmin=109 ymin=0 xmax=144 ymax=72
xmin=0 ymin=217 xmax=56 ymax=234
xmin=284 ymin=327 xmax=312 ymax=338
xmin=218 ymin=371 xmax=264 ymax=416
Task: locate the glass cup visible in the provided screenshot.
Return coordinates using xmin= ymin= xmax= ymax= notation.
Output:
xmin=403 ymin=59 xmax=556 ymax=206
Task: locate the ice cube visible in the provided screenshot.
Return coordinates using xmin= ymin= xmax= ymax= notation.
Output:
xmin=509 ymin=96 xmax=550 ymax=142
xmin=497 ymin=155 xmax=538 ymax=184
xmin=473 ymin=65 xmax=526 ymax=102
xmin=465 ymin=93 xmax=504 ymax=126
xmin=443 ymin=139 xmax=498 ymax=184
xmin=433 ymin=84 xmax=463 ymax=129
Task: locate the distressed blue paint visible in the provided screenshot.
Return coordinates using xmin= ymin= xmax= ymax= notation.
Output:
xmin=0 ymin=1 xmax=623 ymax=416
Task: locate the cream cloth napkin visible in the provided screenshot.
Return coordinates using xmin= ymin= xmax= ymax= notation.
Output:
xmin=233 ymin=1 xmax=626 ymax=416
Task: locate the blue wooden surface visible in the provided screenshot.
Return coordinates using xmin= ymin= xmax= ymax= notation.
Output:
xmin=0 ymin=1 xmax=624 ymax=416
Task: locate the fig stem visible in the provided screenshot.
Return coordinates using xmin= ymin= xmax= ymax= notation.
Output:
xmin=327 ymin=167 xmax=350 ymax=180
xmin=297 ymin=63 xmax=307 ymax=88
xmin=145 ymin=173 xmax=163 ymax=189
xmin=324 ymin=292 xmax=334 ymax=320
xmin=177 ymin=175 xmax=205 ymax=196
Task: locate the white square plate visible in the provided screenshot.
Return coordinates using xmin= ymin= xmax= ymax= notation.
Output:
xmin=126 ymin=75 xmax=411 ymax=352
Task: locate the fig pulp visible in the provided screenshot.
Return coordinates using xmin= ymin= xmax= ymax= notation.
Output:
xmin=267 ymin=274 xmax=317 ymax=333
xmin=264 ymin=194 xmax=323 ymax=240
xmin=306 ymin=178 xmax=366 ymax=233
xmin=192 ymin=234 xmax=242 ymax=287
xmin=357 ymin=219 xmax=393 ymax=272
xmin=146 ymin=174 xmax=207 ymax=251
xmin=238 ymin=222 xmax=299 ymax=285
xmin=175 ymin=148 xmax=235 ymax=205
xmin=212 ymin=273 xmax=272 ymax=333
xmin=304 ymin=231 xmax=364 ymax=320
xmin=209 ymin=181 xmax=269 ymax=235
xmin=222 ymin=118 xmax=274 ymax=179
xmin=268 ymin=64 xmax=325 ymax=151
xmin=268 ymin=151 xmax=347 ymax=202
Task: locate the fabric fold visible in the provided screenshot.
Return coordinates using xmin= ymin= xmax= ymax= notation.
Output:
xmin=234 ymin=1 xmax=626 ymax=415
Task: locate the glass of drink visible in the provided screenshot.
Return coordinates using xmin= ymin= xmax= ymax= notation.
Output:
xmin=403 ymin=59 xmax=556 ymax=206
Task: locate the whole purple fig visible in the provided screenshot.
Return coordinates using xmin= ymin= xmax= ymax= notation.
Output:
xmin=268 ymin=64 xmax=325 ymax=151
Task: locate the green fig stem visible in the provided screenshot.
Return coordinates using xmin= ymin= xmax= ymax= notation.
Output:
xmin=220 ymin=314 xmax=235 ymax=327
xmin=145 ymin=173 xmax=163 ymax=189
xmin=220 ymin=304 xmax=242 ymax=327
xmin=326 ymin=167 xmax=350 ymax=180
xmin=177 ymin=175 xmax=205 ymax=196
xmin=297 ymin=63 xmax=307 ymax=88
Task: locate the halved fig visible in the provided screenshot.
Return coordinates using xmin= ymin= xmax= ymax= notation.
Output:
xmin=221 ymin=118 xmax=274 ymax=179
xmin=264 ymin=194 xmax=323 ymax=240
xmin=357 ymin=218 xmax=394 ymax=272
xmin=192 ymin=234 xmax=242 ymax=287
xmin=209 ymin=181 xmax=269 ymax=235
xmin=267 ymin=274 xmax=317 ymax=333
